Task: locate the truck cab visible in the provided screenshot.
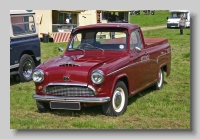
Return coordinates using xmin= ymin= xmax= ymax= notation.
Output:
xmin=167 ymin=10 xmax=190 ymax=28
xmin=10 ymin=10 xmax=41 ymax=82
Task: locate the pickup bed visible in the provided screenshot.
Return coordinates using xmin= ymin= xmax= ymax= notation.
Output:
xmin=144 ymin=38 xmax=168 ymax=47
xmin=32 ymin=23 xmax=171 ymax=116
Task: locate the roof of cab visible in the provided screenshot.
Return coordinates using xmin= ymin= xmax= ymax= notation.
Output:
xmin=10 ymin=10 xmax=35 ymax=15
xmin=74 ymin=23 xmax=140 ymax=31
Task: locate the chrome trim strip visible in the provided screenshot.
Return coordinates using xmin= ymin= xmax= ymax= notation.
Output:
xmin=43 ymin=82 xmax=97 ymax=96
xmin=88 ymin=85 xmax=97 ymax=95
xmin=46 ymin=82 xmax=87 ymax=87
xmin=107 ymin=52 xmax=171 ymax=76
xmin=10 ymin=64 xmax=19 ymax=69
xmin=107 ymin=61 xmax=141 ymax=76
xmin=33 ymin=94 xmax=110 ymax=103
xmin=36 ymin=57 xmax=41 ymax=61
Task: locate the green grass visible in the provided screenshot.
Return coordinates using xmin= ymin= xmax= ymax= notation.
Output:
xmin=130 ymin=10 xmax=170 ymax=27
xmin=10 ymin=11 xmax=190 ymax=129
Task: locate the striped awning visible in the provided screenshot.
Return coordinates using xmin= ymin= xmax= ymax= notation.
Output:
xmin=52 ymin=32 xmax=78 ymax=43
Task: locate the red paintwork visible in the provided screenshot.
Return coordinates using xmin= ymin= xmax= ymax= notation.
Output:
xmin=34 ymin=23 xmax=171 ymax=104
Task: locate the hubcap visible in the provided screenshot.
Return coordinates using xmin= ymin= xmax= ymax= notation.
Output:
xmin=114 ymin=92 xmax=122 ymax=108
xmin=112 ymin=87 xmax=125 ymax=112
xmin=23 ymin=60 xmax=32 ymax=78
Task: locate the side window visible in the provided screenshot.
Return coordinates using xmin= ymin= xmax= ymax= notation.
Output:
xmin=130 ymin=31 xmax=137 ymax=50
xmin=11 ymin=15 xmax=36 ymax=36
xmin=68 ymin=33 xmax=81 ymax=49
xmin=130 ymin=30 xmax=143 ymax=50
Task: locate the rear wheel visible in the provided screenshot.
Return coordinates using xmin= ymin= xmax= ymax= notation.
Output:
xmin=18 ymin=54 xmax=35 ymax=82
xmin=102 ymin=81 xmax=128 ymax=116
xmin=155 ymin=68 xmax=164 ymax=90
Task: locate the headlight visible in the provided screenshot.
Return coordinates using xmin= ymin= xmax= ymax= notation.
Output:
xmin=32 ymin=69 xmax=44 ymax=83
xmin=91 ymin=70 xmax=104 ymax=84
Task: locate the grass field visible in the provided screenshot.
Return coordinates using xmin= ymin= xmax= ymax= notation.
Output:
xmin=10 ymin=10 xmax=190 ymax=129
xmin=130 ymin=10 xmax=170 ymax=27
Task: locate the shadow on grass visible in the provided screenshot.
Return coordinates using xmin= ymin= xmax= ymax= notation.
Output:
xmin=128 ymin=80 xmax=167 ymax=106
xmin=34 ymin=81 xmax=168 ymax=117
xmin=10 ymin=76 xmax=20 ymax=86
xmin=175 ymin=33 xmax=190 ymax=35
xmin=35 ymin=105 xmax=104 ymax=117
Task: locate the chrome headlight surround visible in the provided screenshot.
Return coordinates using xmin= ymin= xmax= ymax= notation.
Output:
xmin=91 ymin=69 xmax=104 ymax=85
xmin=32 ymin=69 xmax=44 ymax=83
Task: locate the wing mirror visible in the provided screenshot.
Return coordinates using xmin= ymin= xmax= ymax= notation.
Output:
xmin=58 ymin=46 xmax=64 ymax=52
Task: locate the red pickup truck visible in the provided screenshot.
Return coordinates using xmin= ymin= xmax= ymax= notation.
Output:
xmin=32 ymin=23 xmax=171 ymax=116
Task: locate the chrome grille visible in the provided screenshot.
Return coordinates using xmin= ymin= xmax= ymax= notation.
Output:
xmin=45 ymin=85 xmax=95 ymax=97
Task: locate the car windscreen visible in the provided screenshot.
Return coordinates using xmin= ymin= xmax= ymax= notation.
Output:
xmin=67 ymin=28 xmax=127 ymax=51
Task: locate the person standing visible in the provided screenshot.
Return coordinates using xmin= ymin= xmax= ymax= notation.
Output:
xmin=66 ymin=17 xmax=69 ymax=24
xmin=179 ymin=16 xmax=186 ymax=35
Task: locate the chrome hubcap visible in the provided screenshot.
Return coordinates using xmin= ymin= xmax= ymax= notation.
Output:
xmin=114 ymin=92 xmax=122 ymax=108
xmin=112 ymin=87 xmax=125 ymax=112
xmin=23 ymin=60 xmax=32 ymax=78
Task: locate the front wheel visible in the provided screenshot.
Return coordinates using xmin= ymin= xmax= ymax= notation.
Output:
xmin=36 ymin=101 xmax=52 ymax=113
xmin=18 ymin=54 xmax=35 ymax=82
xmin=155 ymin=68 xmax=164 ymax=90
xmin=102 ymin=81 xmax=128 ymax=116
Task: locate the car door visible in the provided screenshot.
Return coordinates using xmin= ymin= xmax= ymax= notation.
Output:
xmin=129 ymin=30 xmax=151 ymax=91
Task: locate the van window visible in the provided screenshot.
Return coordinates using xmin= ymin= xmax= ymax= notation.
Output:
xmin=11 ymin=15 xmax=36 ymax=36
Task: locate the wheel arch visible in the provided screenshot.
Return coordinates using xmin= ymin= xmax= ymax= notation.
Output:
xmin=111 ymin=74 xmax=130 ymax=97
xmin=19 ymin=50 xmax=39 ymax=66
xmin=159 ymin=62 xmax=170 ymax=77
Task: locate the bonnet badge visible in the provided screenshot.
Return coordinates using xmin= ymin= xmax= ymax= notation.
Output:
xmin=63 ymin=76 xmax=70 ymax=82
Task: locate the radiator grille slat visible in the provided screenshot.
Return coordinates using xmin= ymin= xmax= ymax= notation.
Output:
xmin=45 ymin=85 xmax=95 ymax=97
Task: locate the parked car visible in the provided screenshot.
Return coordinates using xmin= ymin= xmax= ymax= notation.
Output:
xmin=32 ymin=23 xmax=171 ymax=116
xmin=167 ymin=10 xmax=190 ymax=28
xmin=10 ymin=10 xmax=41 ymax=82
xmin=135 ymin=10 xmax=140 ymax=15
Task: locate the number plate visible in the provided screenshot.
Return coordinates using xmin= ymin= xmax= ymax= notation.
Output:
xmin=50 ymin=101 xmax=81 ymax=110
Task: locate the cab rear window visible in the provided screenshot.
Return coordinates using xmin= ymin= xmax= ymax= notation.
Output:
xmin=11 ymin=15 xmax=36 ymax=36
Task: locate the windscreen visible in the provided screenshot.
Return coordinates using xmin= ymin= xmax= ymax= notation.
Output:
xmin=68 ymin=28 xmax=127 ymax=51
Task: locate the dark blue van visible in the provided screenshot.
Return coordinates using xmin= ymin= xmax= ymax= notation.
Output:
xmin=10 ymin=10 xmax=41 ymax=82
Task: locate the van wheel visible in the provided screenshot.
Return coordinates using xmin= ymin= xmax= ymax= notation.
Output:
xmin=18 ymin=54 xmax=35 ymax=82
xmin=102 ymin=81 xmax=128 ymax=116
xmin=155 ymin=68 xmax=164 ymax=90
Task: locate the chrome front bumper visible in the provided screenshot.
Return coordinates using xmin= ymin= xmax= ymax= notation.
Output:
xmin=33 ymin=94 xmax=110 ymax=103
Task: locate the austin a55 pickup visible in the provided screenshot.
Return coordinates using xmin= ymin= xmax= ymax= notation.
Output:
xmin=32 ymin=23 xmax=171 ymax=116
